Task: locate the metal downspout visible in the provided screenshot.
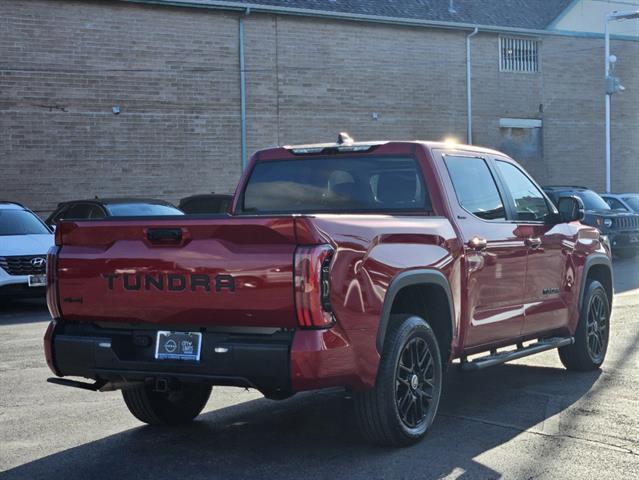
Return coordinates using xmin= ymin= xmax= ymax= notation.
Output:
xmin=466 ymin=27 xmax=479 ymax=145
xmin=239 ymin=8 xmax=250 ymax=170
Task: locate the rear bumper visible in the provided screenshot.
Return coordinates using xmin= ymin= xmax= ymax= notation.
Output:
xmin=45 ymin=321 xmax=293 ymax=396
xmin=44 ymin=320 xmax=378 ymax=394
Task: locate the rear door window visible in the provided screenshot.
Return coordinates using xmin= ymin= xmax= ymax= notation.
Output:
xmin=242 ymin=156 xmax=430 ymax=213
xmin=444 ymin=156 xmax=506 ymax=221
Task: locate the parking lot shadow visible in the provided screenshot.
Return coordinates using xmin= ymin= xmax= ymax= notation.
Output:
xmin=612 ymin=257 xmax=639 ymax=294
xmin=0 ymin=298 xmax=49 ymax=325
xmin=2 ymin=363 xmax=599 ymax=480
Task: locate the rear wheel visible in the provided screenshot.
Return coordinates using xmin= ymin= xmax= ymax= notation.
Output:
xmin=559 ymin=280 xmax=610 ymax=371
xmin=354 ymin=315 xmax=443 ymax=446
xmin=122 ymin=381 xmax=212 ymax=425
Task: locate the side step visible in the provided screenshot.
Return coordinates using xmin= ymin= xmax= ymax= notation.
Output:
xmin=459 ymin=337 xmax=574 ymax=372
xmin=47 ymin=377 xmax=107 ymax=391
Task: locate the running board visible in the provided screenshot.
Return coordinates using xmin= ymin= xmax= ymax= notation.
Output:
xmin=47 ymin=377 xmax=107 ymax=391
xmin=459 ymin=337 xmax=574 ymax=372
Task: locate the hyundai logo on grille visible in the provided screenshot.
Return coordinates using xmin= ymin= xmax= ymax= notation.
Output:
xmin=30 ymin=257 xmax=46 ymax=267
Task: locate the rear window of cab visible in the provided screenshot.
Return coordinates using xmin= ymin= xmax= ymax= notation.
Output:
xmin=240 ymin=156 xmax=432 ymax=214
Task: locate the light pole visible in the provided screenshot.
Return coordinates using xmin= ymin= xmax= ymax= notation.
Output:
xmin=604 ymin=10 xmax=639 ymax=193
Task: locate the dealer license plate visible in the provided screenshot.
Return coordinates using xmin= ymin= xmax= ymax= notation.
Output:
xmin=28 ymin=274 xmax=47 ymax=287
xmin=155 ymin=331 xmax=202 ymax=362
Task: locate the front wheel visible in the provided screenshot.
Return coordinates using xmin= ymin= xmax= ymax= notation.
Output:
xmin=122 ymin=381 xmax=212 ymax=425
xmin=559 ymin=279 xmax=610 ymax=371
xmin=354 ymin=315 xmax=443 ymax=446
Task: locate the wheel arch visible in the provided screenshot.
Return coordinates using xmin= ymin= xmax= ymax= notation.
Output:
xmin=376 ymin=270 xmax=455 ymax=363
xmin=580 ymin=254 xmax=613 ymax=310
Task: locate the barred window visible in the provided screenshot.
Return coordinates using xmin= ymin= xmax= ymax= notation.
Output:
xmin=499 ymin=36 xmax=539 ymax=73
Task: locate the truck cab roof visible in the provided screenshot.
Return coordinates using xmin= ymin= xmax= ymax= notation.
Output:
xmin=259 ymin=136 xmax=510 ymax=161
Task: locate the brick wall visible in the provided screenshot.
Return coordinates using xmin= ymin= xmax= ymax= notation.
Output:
xmin=541 ymin=36 xmax=639 ymax=192
xmin=1 ymin=0 xmax=243 ymax=215
xmin=1 ymin=0 xmax=637 ymax=215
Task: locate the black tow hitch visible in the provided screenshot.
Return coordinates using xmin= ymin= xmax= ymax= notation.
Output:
xmin=47 ymin=377 xmax=107 ymax=391
xmin=154 ymin=378 xmax=170 ymax=393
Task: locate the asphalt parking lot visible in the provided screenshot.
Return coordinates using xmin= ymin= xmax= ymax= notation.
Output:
xmin=1 ymin=258 xmax=638 ymax=480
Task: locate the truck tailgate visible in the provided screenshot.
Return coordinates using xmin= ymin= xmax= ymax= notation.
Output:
xmin=55 ymin=217 xmax=300 ymax=328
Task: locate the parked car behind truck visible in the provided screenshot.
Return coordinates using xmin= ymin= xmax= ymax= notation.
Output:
xmin=600 ymin=193 xmax=639 ymax=214
xmin=45 ymin=198 xmax=183 ymax=228
xmin=44 ymin=137 xmax=612 ymax=446
xmin=0 ymin=202 xmax=53 ymax=300
xmin=544 ymin=186 xmax=639 ymax=258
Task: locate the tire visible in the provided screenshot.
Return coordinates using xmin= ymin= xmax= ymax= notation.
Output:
xmin=122 ymin=381 xmax=212 ymax=425
xmin=559 ymin=279 xmax=610 ymax=371
xmin=354 ymin=315 xmax=443 ymax=446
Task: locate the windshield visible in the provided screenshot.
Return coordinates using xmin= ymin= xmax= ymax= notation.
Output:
xmin=242 ymin=156 xmax=429 ymax=213
xmin=105 ymin=203 xmax=184 ymax=216
xmin=576 ymin=191 xmax=611 ymax=210
xmin=0 ymin=209 xmax=51 ymax=235
xmin=623 ymin=196 xmax=639 ymax=212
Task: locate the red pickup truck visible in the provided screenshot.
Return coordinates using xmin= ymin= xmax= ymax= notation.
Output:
xmin=44 ymin=137 xmax=613 ymax=446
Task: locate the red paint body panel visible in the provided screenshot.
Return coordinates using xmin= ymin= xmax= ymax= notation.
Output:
xmin=56 ymin=218 xmax=301 ymax=328
xmin=46 ymin=141 xmax=611 ymax=393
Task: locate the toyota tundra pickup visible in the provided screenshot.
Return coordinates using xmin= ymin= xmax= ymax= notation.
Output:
xmin=44 ymin=136 xmax=613 ymax=446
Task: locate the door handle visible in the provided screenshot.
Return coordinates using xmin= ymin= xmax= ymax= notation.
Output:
xmin=468 ymin=236 xmax=488 ymax=251
xmin=525 ymin=237 xmax=542 ymax=249
xmin=146 ymin=228 xmax=183 ymax=244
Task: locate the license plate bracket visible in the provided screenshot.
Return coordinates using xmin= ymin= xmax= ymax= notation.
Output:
xmin=155 ymin=331 xmax=202 ymax=362
xmin=28 ymin=274 xmax=46 ymax=287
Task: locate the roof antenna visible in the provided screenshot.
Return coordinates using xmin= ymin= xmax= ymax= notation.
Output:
xmin=337 ymin=132 xmax=353 ymax=145
xmin=448 ymin=0 xmax=457 ymax=14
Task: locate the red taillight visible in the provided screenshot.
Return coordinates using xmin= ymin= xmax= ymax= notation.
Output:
xmin=294 ymin=244 xmax=334 ymax=328
xmin=46 ymin=246 xmax=61 ymax=319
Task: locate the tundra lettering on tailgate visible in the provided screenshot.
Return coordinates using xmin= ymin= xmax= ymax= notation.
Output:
xmin=102 ymin=273 xmax=235 ymax=292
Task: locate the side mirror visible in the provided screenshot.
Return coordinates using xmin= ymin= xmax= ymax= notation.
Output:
xmin=558 ymin=196 xmax=585 ymax=223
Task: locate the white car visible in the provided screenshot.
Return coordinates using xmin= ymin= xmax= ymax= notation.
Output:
xmin=0 ymin=202 xmax=54 ymax=300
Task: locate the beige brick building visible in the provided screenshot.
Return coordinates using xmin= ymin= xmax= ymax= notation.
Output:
xmin=1 ymin=0 xmax=638 ymax=215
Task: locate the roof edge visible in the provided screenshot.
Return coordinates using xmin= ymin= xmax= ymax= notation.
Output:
xmin=117 ymin=0 xmax=639 ymax=41
xmin=118 ymin=0 xmax=563 ymax=36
